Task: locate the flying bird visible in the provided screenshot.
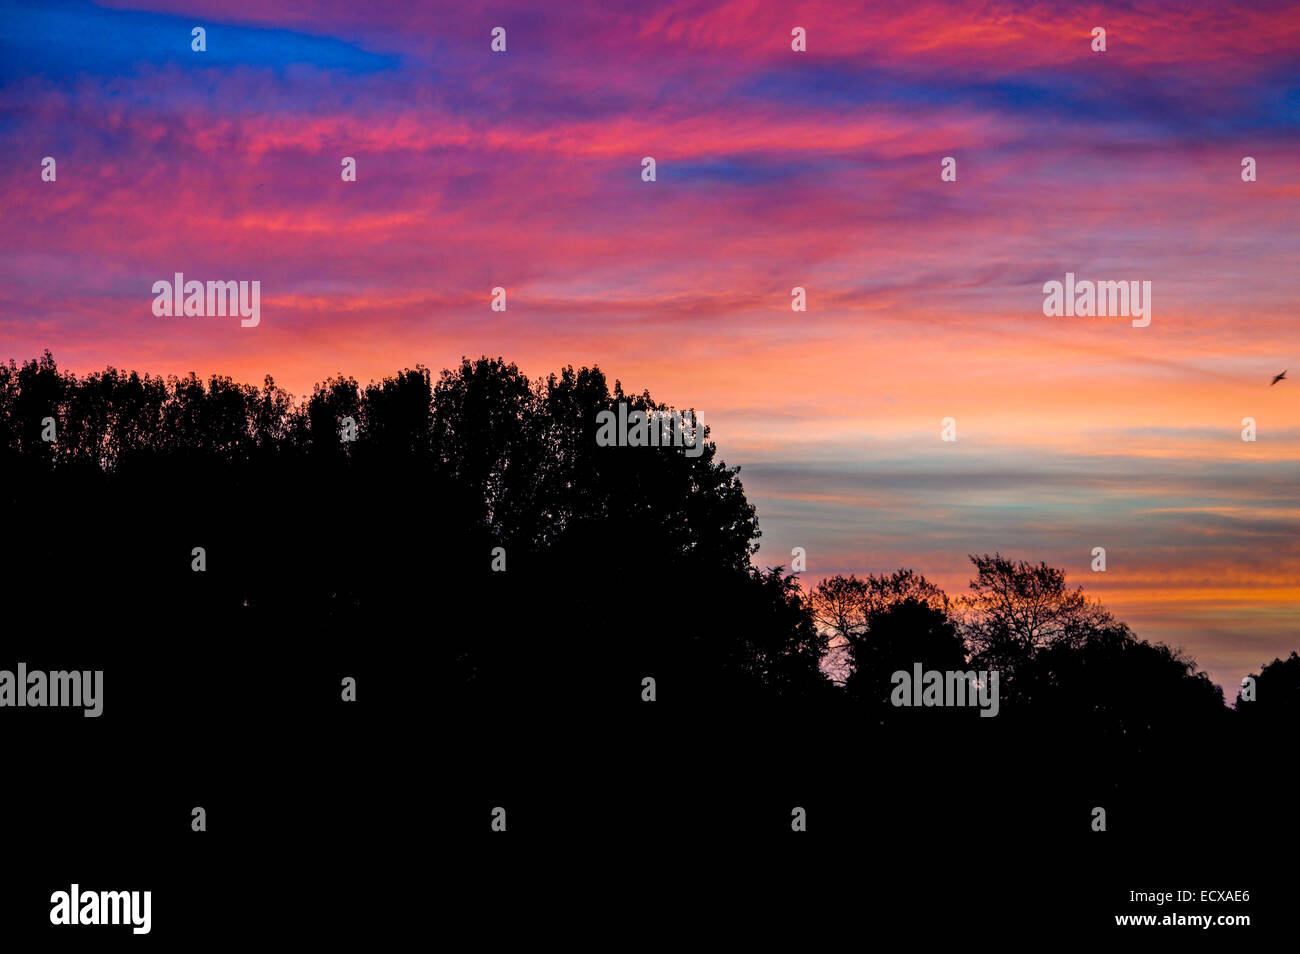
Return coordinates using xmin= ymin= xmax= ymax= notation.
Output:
xmin=1270 ymin=370 xmax=1287 ymax=386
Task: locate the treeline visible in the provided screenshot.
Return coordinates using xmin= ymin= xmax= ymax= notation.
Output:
xmin=1 ymin=351 xmax=1295 ymax=738
xmin=811 ymin=560 xmax=1296 ymax=733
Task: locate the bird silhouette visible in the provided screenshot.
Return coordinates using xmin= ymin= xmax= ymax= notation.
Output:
xmin=1270 ymin=370 xmax=1287 ymax=386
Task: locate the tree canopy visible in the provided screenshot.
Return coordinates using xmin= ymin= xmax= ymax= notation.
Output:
xmin=1 ymin=352 xmax=1287 ymax=738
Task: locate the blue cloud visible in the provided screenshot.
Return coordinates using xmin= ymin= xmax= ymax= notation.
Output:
xmin=0 ymin=0 xmax=398 ymax=83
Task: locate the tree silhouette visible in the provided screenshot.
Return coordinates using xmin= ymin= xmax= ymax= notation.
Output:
xmin=811 ymin=569 xmax=951 ymax=683
xmin=1013 ymin=623 xmax=1225 ymax=737
xmin=1236 ymin=651 xmax=1300 ymax=725
xmin=2 ymin=351 xmax=1293 ymax=748
xmin=842 ymin=597 xmax=969 ymax=715
xmin=960 ymin=552 xmax=1113 ymax=683
xmin=0 ymin=352 xmax=810 ymax=713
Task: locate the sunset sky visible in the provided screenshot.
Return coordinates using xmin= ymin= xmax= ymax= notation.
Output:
xmin=3 ymin=1 xmax=1298 ymax=694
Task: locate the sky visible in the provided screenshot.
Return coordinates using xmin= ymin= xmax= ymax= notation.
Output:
xmin=2 ymin=0 xmax=1298 ymax=696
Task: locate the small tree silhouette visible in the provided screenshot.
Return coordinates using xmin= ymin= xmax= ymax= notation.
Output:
xmin=960 ymin=552 xmax=1112 ymax=679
